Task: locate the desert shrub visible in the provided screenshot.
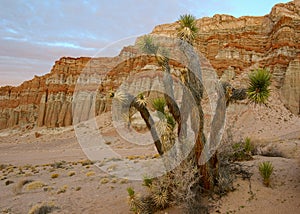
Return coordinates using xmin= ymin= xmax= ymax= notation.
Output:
xmin=100 ymin=178 xmax=109 ymax=184
xmin=67 ymin=171 xmax=76 ymax=177
xmin=0 ymin=164 xmax=9 ymax=171
xmin=230 ymin=138 xmax=254 ymax=161
xmin=26 ymin=181 xmax=46 ymax=191
xmin=1 ymin=176 xmax=7 ymax=180
xmin=57 ymin=185 xmax=68 ymax=194
xmin=126 ymin=158 xmax=208 ymax=214
xmin=151 ymin=184 xmax=169 ymax=209
xmin=51 ymin=161 xmax=66 ymax=169
xmin=119 ymin=178 xmax=128 ymax=184
xmin=43 ymin=186 xmax=54 ymax=192
xmin=51 ymin=173 xmax=59 ymax=179
xmin=86 ymin=171 xmax=95 ymax=177
xmin=259 ymin=161 xmax=273 ymax=187
xmin=80 ymin=159 xmax=94 ymax=166
xmin=28 ymin=202 xmax=57 ymax=214
xmin=5 ymin=180 xmax=14 ymax=186
xmin=111 ymin=178 xmax=118 ymax=183
xmin=244 ymin=137 xmax=254 ymax=154
xmin=13 ymin=179 xmax=33 ymax=194
xmin=216 ymin=164 xmax=234 ymax=196
xmin=127 ymin=187 xmax=145 ymax=214
xmin=142 ymin=176 xmax=152 ymax=188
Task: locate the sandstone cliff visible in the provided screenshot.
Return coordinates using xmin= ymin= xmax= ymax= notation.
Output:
xmin=0 ymin=1 xmax=299 ymax=130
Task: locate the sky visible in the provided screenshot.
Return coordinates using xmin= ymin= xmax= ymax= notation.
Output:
xmin=0 ymin=0 xmax=291 ymax=86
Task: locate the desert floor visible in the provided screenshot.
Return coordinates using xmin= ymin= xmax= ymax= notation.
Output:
xmin=0 ymin=95 xmax=300 ymax=214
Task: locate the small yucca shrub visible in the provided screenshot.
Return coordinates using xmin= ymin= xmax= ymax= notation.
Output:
xmin=259 ymin=161 xmax=274 ymax=187
xmin=177 ymin=14 xmax=198 ymax=44
xmin=151 ymin=185 xmax=169 ymax=209
xmin=142 ymin=176 xmax=153 ymax=188
xmin=244 ymin=137 xmax=254 ymax=154
xmin=138 ymin=35 xmax=158 ymax=55
xmin=152 ymin=97 xmax=166 ymax=115
xmin=127 ymin=187 xmax=145 ymax=213
xmin=247 ymin=69 xmax=271 ymax=105
xmin=135 ymin=93 xmax=148 ymax=107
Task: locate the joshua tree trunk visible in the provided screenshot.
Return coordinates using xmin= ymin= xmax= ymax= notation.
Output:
xmin=162 ymin=57 xmax=215 ymax=189
xmin=127 ymin=94 xmax=164 ymax=155
xmin=161 ymin=60 xmax=181 ymax=132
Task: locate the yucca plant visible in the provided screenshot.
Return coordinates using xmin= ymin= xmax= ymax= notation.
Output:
xmin=177 ymin=14 xmax=198 ymax=45
xmin=165 ymin=114 xmax=176 ymax=131
xmin=135 ymin=93 xmax=148 ymax=107
xmin=244 ymin=137 xmax=253 ymax=155
xmin=139 ymin=35 xmax=169 ymax=69
xmin=143 ymin=176 xmax=153 ymax=188
xmin=258 ymin=161 xmax=274 ymax=187
xmin=247 ymin=69 xmax=271 ymax=105
xmin=109 ymin=90 xmax=128 ymax=104
xmin=127 ymin=187 xmax=145 ymax=213
xmin=152 ymin=97 xmax=166 ymax=115
xmin=138 ymin=35 xmax=158 ymax=55
xmin=151 ymin=185 xmax=169 ymax=209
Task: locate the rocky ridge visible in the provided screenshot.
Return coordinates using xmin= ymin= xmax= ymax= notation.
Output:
xmin=0 ymin=1 xmax=299 ymax=130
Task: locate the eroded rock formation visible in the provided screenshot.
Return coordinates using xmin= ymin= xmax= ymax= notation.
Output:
xmin=0 ymin=1 xmax=299 ymax=130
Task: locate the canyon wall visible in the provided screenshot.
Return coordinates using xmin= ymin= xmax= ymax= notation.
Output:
xmin=0 ymin=1 xmax=299 ymax=130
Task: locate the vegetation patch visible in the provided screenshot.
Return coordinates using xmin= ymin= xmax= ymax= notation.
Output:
xmin=26 ymin=181 xmax=46 ymax=191
xmin=259 ymin=161 xmax=274 ymax=187
xmin=28 ymin=202 xmax=58 ymax=214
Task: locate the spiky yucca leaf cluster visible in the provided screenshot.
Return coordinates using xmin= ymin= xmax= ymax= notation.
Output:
xmin=135 ymin=93 xmax=148 ymax=106
xmin=152 ymin=97 xmax=166 ymax=115
xmin=143 ymin=176 xmax=153 ymax=188
xmin=152 ymin=97 xmax=175 ymax=131
xmin=259 ymin=161 xmax=274 ymax=187
xmin=165 ymin=114 xmax=175 ymax=131
xmin=139 ymin=35 xmax=169 ymax=70
xmin=127 ymin=187 xmax=145 ymax=213
xmin=247 ymin=69 xmax=271 ymax=105
xmin=138 ymin=35 xmax=158 ymax=55
xmin=151 ymin=185 xmax=169 ymax=209
xmin=177 ymin=14 xmax=198 ymax=44
xmin=109 ymin=90 xmax=128 ymax=104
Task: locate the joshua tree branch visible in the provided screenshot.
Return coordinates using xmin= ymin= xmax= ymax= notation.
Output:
xmin=127 ymin=94 xmax=164 ymax=155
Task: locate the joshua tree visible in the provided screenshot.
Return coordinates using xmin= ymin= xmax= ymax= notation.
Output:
xmin=177 ymin=14 xmax=199 ymax=45
xmin=113 ymin=14 xmax=271 ymax=193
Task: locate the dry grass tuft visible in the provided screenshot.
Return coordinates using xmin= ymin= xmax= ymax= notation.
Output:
xmin=13 ymin=179 xmax=34 ymax=194
xmin=57 ymin=185 xmax=68 ymax=194
xmin=111 ymin=178 xmax=118 ymax=183
xmin=67 ymin=171 xmax=76 ymax=177
xmin=119 ymin=178 xmax=128 ymax=184
xmin=51 ymin=173 xmax=59 ymax=179
xmin=5 ymin=180 xmax=14 ymax=186
xmin=28 ymin=201 xmax=57 ymax=214
xmin=79 ymin=159 xmax=94 ymax=166
xmin=26 ymin=181 xmax=46 ymax=191
xmin=100 ymin=178 xmax=109 ymax=184
xmin=86 ymin=171 xmax=95 ymax=177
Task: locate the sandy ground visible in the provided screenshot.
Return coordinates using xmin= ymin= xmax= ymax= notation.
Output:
xmin=0 ymin=92 xmax=299 ymax=213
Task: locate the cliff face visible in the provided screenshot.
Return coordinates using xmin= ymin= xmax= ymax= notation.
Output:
xmin=0 ymin=1 xmax=299 ymax=130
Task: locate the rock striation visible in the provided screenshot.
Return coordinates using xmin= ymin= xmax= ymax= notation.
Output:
xmin=0 ymin=1 xmax=299 ymax=130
